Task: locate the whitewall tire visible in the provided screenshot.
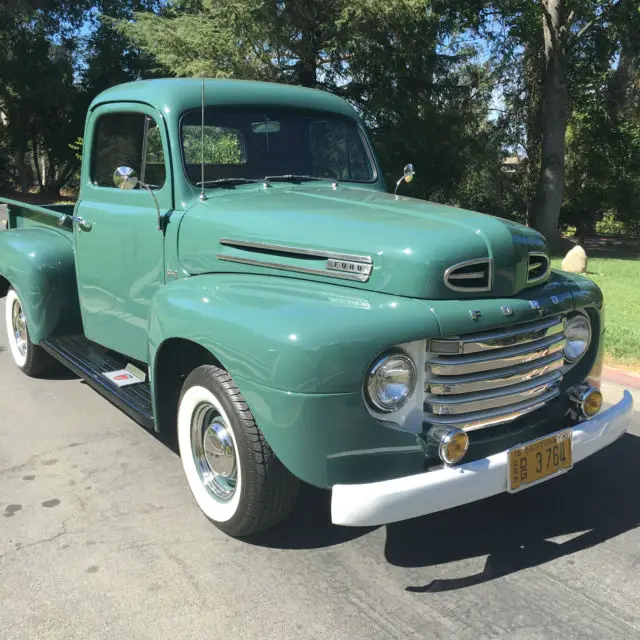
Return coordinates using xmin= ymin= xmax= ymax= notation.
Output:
xmin=4 ymin=288 xmax=55 ymax=376
xmin=177 ymin=365 xmax=299 ymax=537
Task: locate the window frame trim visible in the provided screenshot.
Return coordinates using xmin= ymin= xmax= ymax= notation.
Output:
xmin=84 ymin=104 xmax=173 ymax=206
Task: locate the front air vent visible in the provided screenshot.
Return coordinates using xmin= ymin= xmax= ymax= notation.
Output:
xmin=527 ymin=252 xmax=550 ymax=285
xmin=444 ymin=258 xmax=492 ymax=292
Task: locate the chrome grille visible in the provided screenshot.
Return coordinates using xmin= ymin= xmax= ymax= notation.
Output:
xmin=425 ymin=315 xmax=566 ymax=431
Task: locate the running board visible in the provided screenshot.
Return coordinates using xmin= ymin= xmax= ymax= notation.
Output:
xmin=41 ymin=335 xmax=154 ymax=430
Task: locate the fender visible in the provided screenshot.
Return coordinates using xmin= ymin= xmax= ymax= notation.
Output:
xmin=0 ymin=228 xmax=83 ymax=342
xmin=147 ymin=273 xmax=441 ymax=487
xmin=147 ymin=273 xmax=442 ymax=395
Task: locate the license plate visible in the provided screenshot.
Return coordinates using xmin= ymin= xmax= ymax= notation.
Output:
xmin=508 ymin=430 xmax=573 ymax=492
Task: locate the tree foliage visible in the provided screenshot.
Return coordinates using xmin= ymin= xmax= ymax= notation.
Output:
xmin=0 ymin=0 xmax=638 ymax=239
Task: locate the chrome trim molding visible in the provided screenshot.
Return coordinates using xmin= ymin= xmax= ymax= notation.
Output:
xmin=218 ymin=238 xmax=373 ymax=282
xmin=527 ymin=252 xmax=551 ymax=285
xmin=220 ymin=238 xmax=372 ymax=264
xmin=216 ymin=254 xmax=371 ymax=282
xmin=444 ymin=258 xmax=493 ymax=293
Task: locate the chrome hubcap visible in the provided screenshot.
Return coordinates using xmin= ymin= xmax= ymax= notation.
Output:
xmin=11 ymin=298 xmax=28 ymax=358
xmin=191 ymin=402 xmax=237 ymax=501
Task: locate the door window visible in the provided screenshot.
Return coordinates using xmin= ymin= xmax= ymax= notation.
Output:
xmin=91 ymin=113 xmax=166 ymax=189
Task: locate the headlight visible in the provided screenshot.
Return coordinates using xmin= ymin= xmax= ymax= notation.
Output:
xmin=366 ymin=352 xmax=417 ymax=412
xmin=564 ymin=312 xmax=591 ymax=363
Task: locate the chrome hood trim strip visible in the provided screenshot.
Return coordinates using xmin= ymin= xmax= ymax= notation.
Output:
xmin=217 ymin=238 xmax=373 ymax=282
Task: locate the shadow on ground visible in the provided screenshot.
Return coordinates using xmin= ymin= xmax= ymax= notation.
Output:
xmin=246 ymin=483 xmax=378 ymax=549
xmin=384 ymin=433 xmax=640 ymax=592
xmin=223 ymin=434 xmax=640 ymax=560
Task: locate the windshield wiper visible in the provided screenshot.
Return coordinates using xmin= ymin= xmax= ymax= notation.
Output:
xmin=196 ymin=177 xmax=260 ymax=187
xmin=263 ymin=174 xmax=329 ymax=184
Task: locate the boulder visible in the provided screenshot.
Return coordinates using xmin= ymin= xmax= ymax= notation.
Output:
xmin=561 ymin=244 xmax=587 ymax=274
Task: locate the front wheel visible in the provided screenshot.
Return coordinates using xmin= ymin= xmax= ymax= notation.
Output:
xmin=177 ymin=365 xmax=299 ymax=537
xmin=4 ymin=288 xmax=56 ymax=377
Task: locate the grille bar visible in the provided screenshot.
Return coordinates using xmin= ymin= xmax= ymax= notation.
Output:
xmin=459 ymin=315 xmax=564 ymax=354
xmin=428 ymin=334 xmax=566 ymax=376
xmin=425 ymin=369 xmax=562 ymax=415
xmin=424 ymin=315 xmax=566 ymax=431
xmin=427 ymin=353 xmax=564 ymax=395
xmin=423 ymin=389 xmax=560 ymax=432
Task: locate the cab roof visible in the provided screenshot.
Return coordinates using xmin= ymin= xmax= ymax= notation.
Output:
xmin=90 ymin=78 xmax=359 ymax=120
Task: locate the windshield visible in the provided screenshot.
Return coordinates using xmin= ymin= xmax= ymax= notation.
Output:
xmin=180 ymin=106 xmax=376 ymax=187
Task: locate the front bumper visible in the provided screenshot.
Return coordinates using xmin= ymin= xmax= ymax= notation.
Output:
xmin=331 ymin=390 xmax=634 ymax=527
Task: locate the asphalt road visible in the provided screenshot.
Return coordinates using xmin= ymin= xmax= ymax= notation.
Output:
xmin=1 ymin=297 xmax=639 ymax=640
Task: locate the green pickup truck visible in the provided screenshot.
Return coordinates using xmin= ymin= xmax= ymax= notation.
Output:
xmin=0 ymin=79 xmax=633 ymax=537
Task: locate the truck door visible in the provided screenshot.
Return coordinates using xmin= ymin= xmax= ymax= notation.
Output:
xmin=74 ymin=103 xmax=173 ymax=363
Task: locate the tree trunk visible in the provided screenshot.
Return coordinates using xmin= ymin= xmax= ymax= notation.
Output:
xmin=606 ymin=0 xmax=640 ymax=122
xmin=13 ymin=147 xmax=31 ymax=193
xmin=529 ymin=0 xmax=568 ymax=244
xmin=523 ymin=45 xmax=544 ymax=227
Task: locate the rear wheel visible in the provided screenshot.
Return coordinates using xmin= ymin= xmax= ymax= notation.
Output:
xmin=4 ymin=288 xmax=55 ymax=377
xmin=177 ymin=364 xmax=299 ymax=537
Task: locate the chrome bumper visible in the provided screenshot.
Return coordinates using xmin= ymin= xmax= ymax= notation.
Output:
xmin=331 ymin=391 xmax=634 ymax=527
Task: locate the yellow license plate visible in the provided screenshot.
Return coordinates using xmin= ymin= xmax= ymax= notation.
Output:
xmin=508 ymin=430 xmax=573 ymax=492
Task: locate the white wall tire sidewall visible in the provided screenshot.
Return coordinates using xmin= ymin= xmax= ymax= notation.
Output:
xmin=5 ymin=289 xmax=28 ymax=369
xmin=178 ymin=384 xmax=242 ymax=523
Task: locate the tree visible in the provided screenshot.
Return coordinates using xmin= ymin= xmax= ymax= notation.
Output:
xmin=0 ymin=0 xmax=160 ymax=195
xmin=118 ymin=0 xmax=500 ymax=205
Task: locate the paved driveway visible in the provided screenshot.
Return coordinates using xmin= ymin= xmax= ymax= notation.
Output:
xmin=1 ymin=296 xmax=639 ymax=640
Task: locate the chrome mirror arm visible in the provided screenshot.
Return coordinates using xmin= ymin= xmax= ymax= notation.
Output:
xmin=113 ymin=166 xmax=166 ymax=232
xmin=137 ymin=181 xmax=164 ymax=232
xmin=393 ymin=176 xmax=406 ymax=195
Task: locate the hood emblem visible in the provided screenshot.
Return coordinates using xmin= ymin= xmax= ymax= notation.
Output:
xmin=327 ymin=258 xmax=372 ymax=278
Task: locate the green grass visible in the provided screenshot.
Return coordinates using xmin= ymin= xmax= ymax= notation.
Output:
xmin=552 ymin=257 xmax=640 ymax=369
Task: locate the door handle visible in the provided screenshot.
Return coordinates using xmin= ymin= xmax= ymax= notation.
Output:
xmin=59 ymin=214 xmax=92 ymax=231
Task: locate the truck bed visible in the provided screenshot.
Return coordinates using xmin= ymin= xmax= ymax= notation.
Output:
xmin=0 ymin=196 xmax=75 ymax=232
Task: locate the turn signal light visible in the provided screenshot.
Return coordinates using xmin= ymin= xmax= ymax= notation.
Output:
xmin=426 ymin=425 xmax=469 ymax=465
xmin=583 ymin=389 xmax=603 ymax=417
xmin=570 ymin=385 xmax=603 ymax=419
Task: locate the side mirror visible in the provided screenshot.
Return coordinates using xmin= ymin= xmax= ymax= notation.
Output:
xmin=113 ymin=166 xmax=139 ymax=190
xmin=394 ymin=163 xmax=416 ymax=195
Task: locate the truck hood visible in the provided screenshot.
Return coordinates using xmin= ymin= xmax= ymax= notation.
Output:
xmin=177 ymin=185 xmax=549 ymax=300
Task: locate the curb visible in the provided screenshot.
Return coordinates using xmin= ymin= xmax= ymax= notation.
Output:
xmin=603 ymin=366 xmax=640 ymax=390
